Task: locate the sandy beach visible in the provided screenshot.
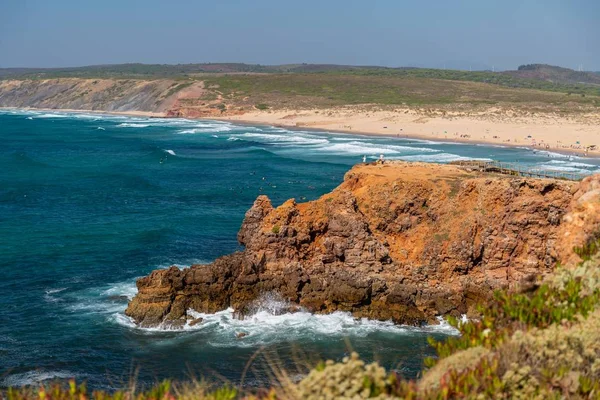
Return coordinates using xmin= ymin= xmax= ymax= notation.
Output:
xmin=217 ymin=107 xmax=600 ymax=157
xmin=4 ymin=105 xmax=599 ymax=157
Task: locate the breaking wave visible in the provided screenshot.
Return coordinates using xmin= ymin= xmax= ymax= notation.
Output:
xmin=533 ymin=150 xmax=581 ymax=159
xmin=177 ymin=125 xmax=233 ymax=134
xmin=535 ymin=165 xmax=598 ymax=174
xmin=112 ymin=294 xmax=461 ymax=348
xmin=117 ymin=123 xmax=150 ymax=128
xmin=35 ymin=113 xmax=70 ymax=119
xmin=545 ymin=160 xmax=599 ymax=169
xmin=1 ymin=371 xmax=79 ymax=387
xmin=238 ymin=132 xmax=329 ymax=145
xmin=392 ymin=153 xmax=493 ymax=163
xmin=312 ymin=141 xmax=440 ymax=155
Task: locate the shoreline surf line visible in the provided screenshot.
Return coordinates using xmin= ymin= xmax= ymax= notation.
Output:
xmin=2 ymin=106 xmax=598 ymax=159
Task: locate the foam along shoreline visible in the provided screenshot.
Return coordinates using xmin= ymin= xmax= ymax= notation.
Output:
xmin=0 ymin=106 xmax=163 ymax=119
xmin=114 ymin=296 xmax=462 ymax=342
xmin=0 ymin=107 xmax=237 ymax=132
xmin=214 ymin=108 xmax=600 ymax=158
xmin=2 ymin=106 xmax=599 ymax=160
xmin=84 ymin=275 xmax=464 ymax=344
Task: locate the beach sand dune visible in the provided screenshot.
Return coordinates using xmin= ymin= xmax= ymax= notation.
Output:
xmin=218 ymin=106 xmax=600 ymax=157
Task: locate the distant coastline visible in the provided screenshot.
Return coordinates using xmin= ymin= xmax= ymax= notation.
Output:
xmin=1 ymin=68 xmax=599 ymax=158
xmin=3 ymin=106 xmax=598 ymax=158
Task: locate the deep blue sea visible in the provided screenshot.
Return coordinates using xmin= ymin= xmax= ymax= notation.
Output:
xmin=2 ymin=109 xmax=599 ymax=389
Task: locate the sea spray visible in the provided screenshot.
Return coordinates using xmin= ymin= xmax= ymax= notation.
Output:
xmin=112 ymin=292 xmax=461 ymax=348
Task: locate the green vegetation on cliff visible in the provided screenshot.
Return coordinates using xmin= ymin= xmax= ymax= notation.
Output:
xmin=203 ymin=73 xmax=600 ymax=109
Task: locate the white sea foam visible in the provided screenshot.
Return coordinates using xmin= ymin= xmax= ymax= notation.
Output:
xmin=141 ymin=118 xmax=212 ymax=127
xmin=71 ymin=113 xmax=104 ymax=119
xmin=112 ymin=294 xmax=460 ymax=347
xmin=97 ymin=127 xmax=105 ymax=130
xmin=534 ymin=165 xmax=594 ymax=174
xmin=534 ymin=150 xmax=580 ymax=160
xmin=35 ymin=113 xmax=69 ymax=119
xmin=26 ymin=116 xmax=33 ymax=120
xmin=313 ymin=141 xmax=439 ymax=155
xmin=43 ymin=287 xmax=67 ymax=303
xmin=68 ymin=260 xmax=210 ymax=315
xmin=102 ymin=281 xmax=138 ymax=301
xmin=328 ymin=137 xmax=365 ymax=142
xmin=545 ymin=160 xmax=598 ymax=169
xmin=117 ymin=123 xmax=150 ymax=128
xmin=4 ymin=111 xmax=236 ymax=132
xmin=2 ymin=371 xmax=78 ymax=387
xmin=390 ymin=153 xmax=492 ymax=163
xmin=177 ymin=125 xmax=232 ymax=134
xmin=46 ymin=287 xmax=67 ymax=295
xmin=66 ymin=280 xmax=138 ymax=315
xmin=239 ymin=132 xmax=329 ymax=145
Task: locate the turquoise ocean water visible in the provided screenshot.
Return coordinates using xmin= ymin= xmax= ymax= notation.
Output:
xmin=1 ymin=109 xmax=599 ymax=389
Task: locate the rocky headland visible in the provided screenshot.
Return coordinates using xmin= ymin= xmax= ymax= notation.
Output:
xmin=125 ymin=162 xmax=600 ymax=328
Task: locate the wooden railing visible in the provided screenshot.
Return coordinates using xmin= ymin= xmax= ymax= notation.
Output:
xmin=450 ymin=160 xmax=587 ymax=181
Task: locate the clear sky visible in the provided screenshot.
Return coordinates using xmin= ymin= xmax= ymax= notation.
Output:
xmin=1 ymin=0 xmax=598 ymax=71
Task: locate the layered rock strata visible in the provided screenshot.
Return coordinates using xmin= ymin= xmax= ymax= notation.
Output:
xmin=126 ymin=162 xmax=600 ymax=327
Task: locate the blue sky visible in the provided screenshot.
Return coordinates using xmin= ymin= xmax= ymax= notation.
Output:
xmin=1 ymin=0 xmax=598 ymax=70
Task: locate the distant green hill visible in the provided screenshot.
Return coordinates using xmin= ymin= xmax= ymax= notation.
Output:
xmin=506 ymin=64 xmax=600 ymax=86
xmin=0 ymin=63 xmax=274 ymax=79
xmin=1 ymin=62 xmax=599 ymax=98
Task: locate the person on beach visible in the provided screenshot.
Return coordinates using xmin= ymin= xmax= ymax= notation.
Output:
xmin=363 ymin=155 xmax=367 ymax=163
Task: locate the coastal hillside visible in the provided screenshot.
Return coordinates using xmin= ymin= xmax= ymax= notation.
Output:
xmin=1 ymin=63 xmax=600 ymax=117
xmin=0 ymin=78 xmax=206 ymax=113
xmin=126 ymin=162 xmax=600 ymax=328
xmin=3 ymin=71 xmax=599 ymax=156
xmin=1 ymin=74 xmax=598 ymax=118
xmin=1 ymin=62 xmax=599 ymax=95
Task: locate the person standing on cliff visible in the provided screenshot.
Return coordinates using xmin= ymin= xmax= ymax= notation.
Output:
xmin=363 ymin=155 xmax=367 ymax=163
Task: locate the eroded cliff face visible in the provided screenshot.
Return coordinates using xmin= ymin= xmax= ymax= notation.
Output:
xmin=125 ymin=162 xmax=600 ymax=327
xmin=0 ymin=79 xmax=204 ymax=112
xmin=0 ymin=78 xmax=241 ymax=117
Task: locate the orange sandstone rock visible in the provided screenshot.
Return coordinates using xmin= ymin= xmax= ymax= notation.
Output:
xmin=126 ymin=162 xmax=598 ymax=327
